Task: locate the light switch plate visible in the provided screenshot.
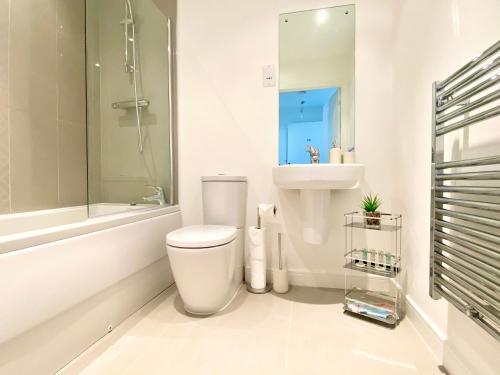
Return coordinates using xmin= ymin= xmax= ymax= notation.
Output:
xmin=262 ymin=65 xmax=276 ymax=87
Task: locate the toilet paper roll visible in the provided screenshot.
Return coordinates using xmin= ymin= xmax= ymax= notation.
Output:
xmin=248 ymin=226 xmax=266 ymax=260
xmin=258 ymin=204 xmax=276 ymax=220
xmin=251 ymin=258 xmax=266 ymax=289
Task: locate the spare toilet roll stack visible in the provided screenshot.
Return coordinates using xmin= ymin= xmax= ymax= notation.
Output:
xmin=247 ymin=204 xmax=276 ymax=293
xmin=248 ymin=226 xmax=268 ymax=291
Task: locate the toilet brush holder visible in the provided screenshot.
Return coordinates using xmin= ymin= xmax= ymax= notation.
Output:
xmin=272 ymin=269 xmax=288 ymax=294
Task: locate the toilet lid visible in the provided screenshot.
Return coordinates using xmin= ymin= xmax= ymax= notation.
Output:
xmin=166 ymin=225 xmax=238 ymax=248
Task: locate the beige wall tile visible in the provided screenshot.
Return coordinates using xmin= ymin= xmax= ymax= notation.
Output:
xmin=9 ymin=0 xmax=57 ymax=112
xmin=0 ymin=0 xmax=9 ymax=106
xmin=100 ymin=179 xmax=149 ymax=205
xmin=0 ymin=106 xmax=9 ymax=214
xmin=0 ymin=0 xmax=10 ymax=214
xmin=9 ymin=0 xmax=59 ymax=213
xmin=4 ymin=0 xmax=87 ymax=214
xmin=56 ymin=0 xmax=87 ymax=207
xmin=10 ymin=109 xmax=59 ymax=212
xmin=58 ymin=120 xmax=87 ymax=206
xmin=57 ymin=0 xmax=86 ymax=124
xmin=85 ymin=4 xmax=103 ymax=204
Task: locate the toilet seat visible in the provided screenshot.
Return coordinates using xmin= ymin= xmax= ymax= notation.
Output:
xmin=166 ymin=225 xmax=237 ymax=248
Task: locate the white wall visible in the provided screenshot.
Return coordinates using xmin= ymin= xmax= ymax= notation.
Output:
xmin=392 ymin=0 xmax=500 ymax=373
xmin=177 ymin=0 xmax=500 ymax=373
xmin=177 ymin=0 xmax=396 ymax=285
xmin=177 ymin=0 xmax=279 ymax=227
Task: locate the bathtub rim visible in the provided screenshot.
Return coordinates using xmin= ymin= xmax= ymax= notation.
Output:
xmin=0 ymin=204 xmax=180 ymax=255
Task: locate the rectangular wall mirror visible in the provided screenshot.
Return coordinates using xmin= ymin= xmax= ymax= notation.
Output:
xmin=279 ymin=5 xmax=355 ymax=165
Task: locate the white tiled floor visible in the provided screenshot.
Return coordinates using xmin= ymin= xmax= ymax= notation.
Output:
xmin=59 ymin=285 xmax=442 ymax=375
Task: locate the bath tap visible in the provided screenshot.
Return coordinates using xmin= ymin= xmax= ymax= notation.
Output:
xmin=143 ymin=185 xmax=166 ymax=205
xmin=305 ymin=145 xmax=320 ymax=164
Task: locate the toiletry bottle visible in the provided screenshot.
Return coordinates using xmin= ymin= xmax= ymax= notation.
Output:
xmin=362 ymin=248 xmax=368 ymax=266
xmin=385 ymin=252 xmax=393 ymax=271
xmin=377 ymin=251 xmax=385 ymax=270
xmin=370 ymin=249 xmax=377 ymax=267
xmin=329 ymin=141 xmax=342 ymax=164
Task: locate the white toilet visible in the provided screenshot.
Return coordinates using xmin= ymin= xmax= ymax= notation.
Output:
xmin=166 ymin=175 xmax=247 ymax=315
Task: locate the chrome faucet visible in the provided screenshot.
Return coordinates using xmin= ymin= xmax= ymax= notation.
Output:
xmin=305 ymin=145 xmax=320 ymax=164
xmin=143 ymin=185 xmax=166 ymax=205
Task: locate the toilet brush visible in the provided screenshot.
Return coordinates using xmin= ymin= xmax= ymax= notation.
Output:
xmin=273 ymin=232 xmax=289 ymax=294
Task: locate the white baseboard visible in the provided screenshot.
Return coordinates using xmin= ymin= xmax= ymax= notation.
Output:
xmin=244 ymin=267 xmax=390 ymax=290
xmin=286 ymin=269 xmax=345 ymax=288
xmin=405 ymin=295 xmax=447 ymax=363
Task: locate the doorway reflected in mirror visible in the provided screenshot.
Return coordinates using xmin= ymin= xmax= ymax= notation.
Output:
xmin=279 ymin=88 xmax=340 ymax=165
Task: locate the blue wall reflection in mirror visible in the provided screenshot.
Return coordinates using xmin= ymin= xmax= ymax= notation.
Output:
xmin=279 ymin=87 xmax=340 ymax=165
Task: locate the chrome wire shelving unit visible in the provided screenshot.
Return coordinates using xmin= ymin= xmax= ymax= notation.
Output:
xmin=344 ymin=212 xmax=402 ymax=327
xmin=430 ymin=40 xmax=500 ymax=340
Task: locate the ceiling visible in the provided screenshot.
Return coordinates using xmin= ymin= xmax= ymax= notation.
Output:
xmin=280 ymin=87 xmax=337 ymax=109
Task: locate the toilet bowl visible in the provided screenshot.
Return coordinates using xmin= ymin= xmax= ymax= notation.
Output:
xmin=167 ymin=225 xmax=243 ymax=315
xmin=166 ymin=175 xmax=247 ymax=315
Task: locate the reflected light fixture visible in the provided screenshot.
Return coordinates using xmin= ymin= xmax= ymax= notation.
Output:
xmin=316 ymin=9 xmax=328 ymax=24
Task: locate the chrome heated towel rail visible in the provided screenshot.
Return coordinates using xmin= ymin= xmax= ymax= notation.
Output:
xmin=430 ymin=40 xmax=500 ymax=340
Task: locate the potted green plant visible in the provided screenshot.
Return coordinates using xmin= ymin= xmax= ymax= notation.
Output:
xmin=361 ymin=193 xmax=382 ymax=228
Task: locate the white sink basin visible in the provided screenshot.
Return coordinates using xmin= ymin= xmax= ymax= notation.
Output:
xmin=272 ymin=164 xmax=364 ymax=190
xmin=273 ymin=163 xmax=364 ymax=245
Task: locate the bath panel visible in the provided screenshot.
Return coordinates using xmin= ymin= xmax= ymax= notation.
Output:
xmin=0 ymin=206 xmax=181 ymax=345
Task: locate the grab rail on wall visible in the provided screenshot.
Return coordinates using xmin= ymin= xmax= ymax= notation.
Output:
xmin=430 ymin=40 xmax=500 ymax=340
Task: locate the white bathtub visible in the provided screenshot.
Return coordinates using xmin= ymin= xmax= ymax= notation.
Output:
xmin=0 ymin=203 xmax=170 ymax=254
xmin=0 ymin=204 xmax=182 ymax=374
xmin=0 ymin=203 xmax=156 ymax=237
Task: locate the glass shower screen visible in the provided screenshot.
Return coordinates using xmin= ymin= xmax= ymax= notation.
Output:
xmin=86 ymin=0 xmax=174 ymax=217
